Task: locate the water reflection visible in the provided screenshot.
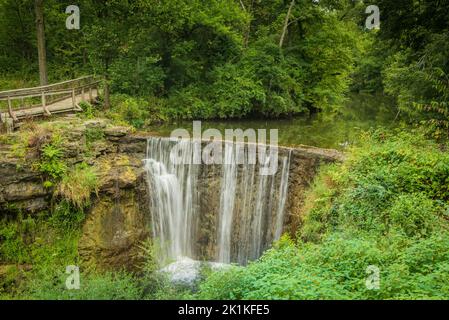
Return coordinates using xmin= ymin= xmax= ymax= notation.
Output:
xmin=150 ymin=93 xmax=398 ymax=150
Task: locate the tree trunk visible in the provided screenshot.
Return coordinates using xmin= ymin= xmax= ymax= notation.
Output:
xmin=103 ymin=57 xmax=111 ymax=109
xmin=241 ymin=0 xmax=255 ymax=48
xmin=103 ymin=76 xmax=111 ymax=109
xmin=35 ymin=0 xmax=48 ymax=86
xmin=279 ymin=0 xmax=295 ymax=48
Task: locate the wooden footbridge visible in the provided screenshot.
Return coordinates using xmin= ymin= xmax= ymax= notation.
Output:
xmin=0 ymin=75 xmax=101 ymax=131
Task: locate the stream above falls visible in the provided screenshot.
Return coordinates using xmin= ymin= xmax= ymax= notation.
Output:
xmin=149 ymin=93 xmax=398 ymax=150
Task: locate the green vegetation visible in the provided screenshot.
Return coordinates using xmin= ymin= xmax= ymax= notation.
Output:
xmin=354 ymin=0 xmax=449 ymax=139
xmin=37 ymin=137 xmax=68 ymax=187
xmin=57 ymin=164 xmax=98 ymax=209
xmin=0 ymin=205 xmax=81 ymax=298
xmin=0 ymin=205 xmax=179 ymax=300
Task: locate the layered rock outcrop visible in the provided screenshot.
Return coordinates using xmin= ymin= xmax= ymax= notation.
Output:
xmin=0 ymin=118 xmax=343 ymax=270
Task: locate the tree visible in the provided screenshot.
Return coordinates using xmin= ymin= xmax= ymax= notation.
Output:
xmin=35 ymin=0 xmax=47 ymax=85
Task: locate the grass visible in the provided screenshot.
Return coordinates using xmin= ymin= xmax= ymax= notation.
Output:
xmin=57 ymin=163 xmax=99 ymax=209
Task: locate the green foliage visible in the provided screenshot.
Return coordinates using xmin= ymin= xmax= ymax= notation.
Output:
xmin=57 ymin=163 xmax=98 ymax=209
xmin=26 ymin=271 xmax=142 ymax=300
xmin=364 ymin=0 xmax=449 ymax=138
xmin=0 ymin=0 xmax=362 ymax=120
xmin=198 ymin=236 xmax=351 ymax=300
xmin=106 ymin=94 xmax=166 ymax=127
xmin=303 ymin=129 xmax=449 ymax=240
xmin=108 ymin=95 xmax=149 ymax=128
xmin=48 ymin=201 xmax=86 ymax=231
xmin=84 ymin=127 xmax=105 ymax=145
xmin=0 ymin=200 xmax=148 ymax=300
xmin=78 ymin=101 xmax=96 ymax=119
xmin=36 ymin=137 xmax=67 ymax=182
xmin=0 ymin=216 xmax=32 ymax=264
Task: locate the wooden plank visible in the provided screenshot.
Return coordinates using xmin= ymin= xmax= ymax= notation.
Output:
xmin=3 ymin=81 xmax=100 ymax=123
xmin=0 ymin=75 xmax=95 ymax=98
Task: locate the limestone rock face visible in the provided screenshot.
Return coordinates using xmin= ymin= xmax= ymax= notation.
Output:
xmin=78 ymin=155 xmax=150 ymax=271
xmin=0 ymin=155 xmax=51 ymax=213
xmin=0 ymin=120 xmax=152 ymax=271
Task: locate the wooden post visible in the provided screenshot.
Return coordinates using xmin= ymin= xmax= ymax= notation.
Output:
xmin=89 ymin=86 xmax=93 ymax=102
xmin=72 ymin=88 xmax=76 ymax=109
xmin=7 ymin=96 xmax=18 ymax=121
xmin=81 ymin=87 xmax=85 ymax=101
xmin=42 ymin=92 xmax=51 ymax=116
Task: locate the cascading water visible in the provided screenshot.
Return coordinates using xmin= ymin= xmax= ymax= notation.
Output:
xmin=217 ymin=142 xmax=238 ymax=263
xmin=144 ymin=137 xmax=291 ymax=266
xmin=144 ymin=138 xmax=200 ymax=262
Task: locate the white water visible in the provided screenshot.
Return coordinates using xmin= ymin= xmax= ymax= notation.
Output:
xmin=144 ymin=138 xmax=200 ymax=262
xmin=217 ymin=142 xmax=238 ymax=263
xmin=144 ymin=137 xmax=291 ymax=265
xmin=160 ymin=257 xmax=230 ymax=286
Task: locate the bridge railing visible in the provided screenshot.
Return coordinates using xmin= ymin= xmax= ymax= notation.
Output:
xmin=0 ymin=75 xmax=101 ymax=122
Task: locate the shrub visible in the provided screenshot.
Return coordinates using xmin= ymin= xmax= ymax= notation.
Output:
xmin=199 ymin=232 xmax=449 ymax=300
xmin=78 ymin=101 xmax=96 ymax=119
xmin=106 ymin=95 xmax=161 ymax=128
xmin=84 ymin=127 xmax=105 ymax=145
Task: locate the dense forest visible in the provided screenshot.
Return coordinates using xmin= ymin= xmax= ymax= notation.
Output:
xmin=1 ymin=0 xmax=448 ymax=130
xmin=0 ymin=0 xmax=449 ymax=300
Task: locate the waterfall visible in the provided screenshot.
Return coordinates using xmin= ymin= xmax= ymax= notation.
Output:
xmin=144 ymin=137 xmax=291 ymax=265
xmin=217 ymin=142 xmax=238 ymax=263
xmin=275 ymin=152 xmax=291 ymax=240
xmin=144 ymin=138 xmax=200 ymax=263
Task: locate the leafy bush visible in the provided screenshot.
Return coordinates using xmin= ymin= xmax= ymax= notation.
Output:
xmin=383 ymin=33 xmax=449 ymax=139
xmin=199 ymin=233 xmax=449 ymax=300
xmin=84 ymin=127 xmax=105 ymax=144
xmin=78 ymin=101 xmax=96 ymax=119
xmin=106 ymin=95 xmax=165 ymax=128
xmin=303 ymin=129 xmax=449 ymax=239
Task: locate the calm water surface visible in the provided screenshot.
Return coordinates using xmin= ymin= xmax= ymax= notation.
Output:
xmin=151 ymin=94 xmax=398 ymax=150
